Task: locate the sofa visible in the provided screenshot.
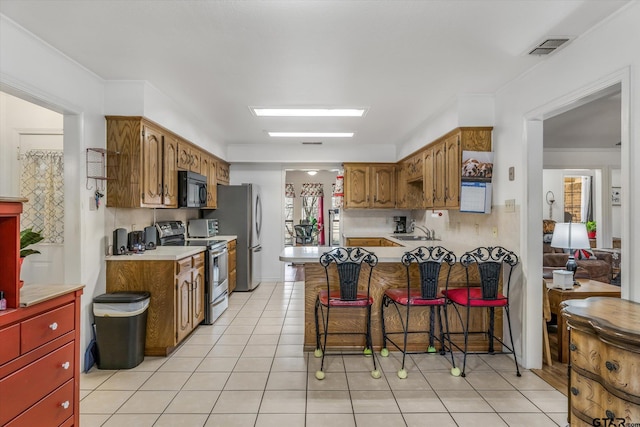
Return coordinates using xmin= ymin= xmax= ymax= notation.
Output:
xmin=543 ymin=251 xmax=613 ymax=283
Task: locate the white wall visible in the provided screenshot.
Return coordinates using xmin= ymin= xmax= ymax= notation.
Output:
xmin=492 ymin=2 xmax=640 ymax=369
xmin=229 ymin=163 xmax=285 ymax=282
xmin=0 ymin=14 xmax=230 ymax=370
xmin=542 ymin=169 xmax=564 ymax=222
xmin=611 ymin=168 xmax=622 ymax=237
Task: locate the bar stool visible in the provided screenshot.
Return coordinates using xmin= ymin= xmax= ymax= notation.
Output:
xmin=442 ymin=246 xmax=520 ymax=377
xmin=314 ymin=247 xmax=380 ymax=380
xmin=380 ymin=246 xmax=460 ymax=378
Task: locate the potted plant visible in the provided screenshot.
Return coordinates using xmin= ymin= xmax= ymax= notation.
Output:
xmin=586 ymin=221 xmax=597 ymax=239
xmin=19 ymin=228 xmax=44 ymax=287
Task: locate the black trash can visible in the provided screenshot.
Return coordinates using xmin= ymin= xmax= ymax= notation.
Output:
xmin=93 ymin=291 xmax=150 ymax=369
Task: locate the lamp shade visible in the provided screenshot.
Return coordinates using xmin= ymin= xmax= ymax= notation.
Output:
xmin=550 ymin=222 xmax=590 ymax=250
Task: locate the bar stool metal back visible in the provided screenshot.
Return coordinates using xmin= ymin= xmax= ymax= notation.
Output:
xmin=442 ymin=246 xmax=520 ymax=377
xmin=314 ymin=247 xmax=380 ymax=380
xmin=380 ymin=246 xmax=460 ymax=378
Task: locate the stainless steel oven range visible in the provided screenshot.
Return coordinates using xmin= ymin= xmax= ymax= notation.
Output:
xmin=156 ymin=221 xmax=229 ymax=325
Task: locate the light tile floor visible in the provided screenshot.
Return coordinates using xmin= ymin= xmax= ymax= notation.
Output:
xmin=80 ymin=280 xmax=568 ymax=427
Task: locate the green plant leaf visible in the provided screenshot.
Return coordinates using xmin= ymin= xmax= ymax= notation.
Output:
xmin=20 ymin=228 xmax=44 ymax=257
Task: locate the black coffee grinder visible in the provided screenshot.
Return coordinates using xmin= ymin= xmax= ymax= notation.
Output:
xmin=393 ymin=216 xmax=407 ymax=234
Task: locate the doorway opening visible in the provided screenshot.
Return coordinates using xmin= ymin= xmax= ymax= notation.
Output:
xmin=0 ymin=91 xmax=65 ymax=284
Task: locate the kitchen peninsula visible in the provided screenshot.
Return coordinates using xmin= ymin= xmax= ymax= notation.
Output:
xmin=280 ymin=237 xmax=509 ymax=352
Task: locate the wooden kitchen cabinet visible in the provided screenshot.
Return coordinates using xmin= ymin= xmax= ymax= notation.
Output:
xmin=216 ymin=160 xmax=230 ymax=185
xmin=343 ymin=163 xmax=395 ymax=209
xmin=563 ymin=298 xmax=640 ymax=426
xmin=106 ymin=117 xmax=178 ymax=208
xmin=399 ymin=127 xmax=491 ymax=210
xmin=0 ymin=197 xmax=26 ymax=309
xmin=0 ymin=287 xmax=83 ymax=427
xmin=106 ymin=251 xmax=206 ymax=356
xmin=228 ymin=239 xmax=237 ymax=294
xmin=395 ymin=163 xmax=408 ymax=209
xmin=201 ymin=155 xmax=218 ymax=208
xmin=177 ymin=141 xmax=202 ymax=173
xmin=345 ymin=237 xmax=400 ymax=247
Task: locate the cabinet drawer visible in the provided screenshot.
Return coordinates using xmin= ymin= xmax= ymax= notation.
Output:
xmin=570 ymin=329 xmax=640 ymax=398
xmin=0 ymin=324 xmax=20 ymax=365
xmin=0 ymin=341 xmax=74 ymax=425
xmin=177 ymin=257 xmax=192 ymax=275
xmin=192 ymin=252 xmax=205 ymax=268
xmin=21 ymin=304 xmax=74 ymax=353
xmin=570 ymin=370 xmax=640 ymax=424
xmin=5 ymin=379 xmax=74 ymax=427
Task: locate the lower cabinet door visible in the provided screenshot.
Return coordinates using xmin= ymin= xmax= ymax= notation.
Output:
xmin=5 ymin=379 xmax=74 ymax=427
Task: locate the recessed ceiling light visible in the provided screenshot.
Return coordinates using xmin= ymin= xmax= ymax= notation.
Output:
xmin=307 ymin=170 xmax=318 ymax=176
xmin=252 ymin=108 xmax=366 ymax=117
xmin=268 ymin=132 xmax=354 ymax=138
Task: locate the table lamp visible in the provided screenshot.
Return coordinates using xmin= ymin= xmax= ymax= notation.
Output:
xmin=550 ymin=222 xmax=590 ymax=285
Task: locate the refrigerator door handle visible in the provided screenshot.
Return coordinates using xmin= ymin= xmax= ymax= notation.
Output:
xmin=254 ymin=245 xmax=262 ymax=252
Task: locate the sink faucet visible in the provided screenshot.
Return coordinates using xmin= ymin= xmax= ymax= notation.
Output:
xmin=414 ymin=225 xmax=431 ymax=239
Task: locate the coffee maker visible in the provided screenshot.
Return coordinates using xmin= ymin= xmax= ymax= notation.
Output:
xmin=393 ymin=216 xmax=407 ymax=234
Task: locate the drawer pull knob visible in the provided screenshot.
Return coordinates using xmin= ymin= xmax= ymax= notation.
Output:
xmin=61 ymin=361 xmax=70 ymax=370
xmin=61 ymin=401 xmax=70 ymax=409
xmin=49 ymin=322 xmax=58 ymax=331
xmin=606 ymin=410 xmax=615 ymax=419
xmin=569 ymin=343 xmax=577 ymax=351
xmin=570 ymin=387 xmax=579 ymax=396
xmin=605 ymin=361 xmax=618 ymax=372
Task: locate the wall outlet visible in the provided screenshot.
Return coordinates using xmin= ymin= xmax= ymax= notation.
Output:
xmin=131 ymin=224 xmax=137 ymax=231
xmin=505 ymin=199 xmax=515 ymax=213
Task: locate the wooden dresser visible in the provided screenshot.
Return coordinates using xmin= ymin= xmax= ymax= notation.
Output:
xmin=0 ymin=285 xmax=84 ymax=427
xmin=562 ymin=297 xmax=640 ymax=426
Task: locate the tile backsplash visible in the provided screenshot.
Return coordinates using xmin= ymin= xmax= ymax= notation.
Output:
xmin=341 ymin=206 xmax=520 ymax=254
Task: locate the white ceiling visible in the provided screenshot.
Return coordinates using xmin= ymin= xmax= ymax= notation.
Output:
xmin=0 ymin=1 xmax=630 ymax=150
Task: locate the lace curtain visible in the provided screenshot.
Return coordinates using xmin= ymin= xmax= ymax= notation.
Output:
xmin=20 ymin=150 xmax=64 ymax=243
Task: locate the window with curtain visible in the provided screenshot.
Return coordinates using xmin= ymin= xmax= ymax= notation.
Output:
xmin=300 ymin=183 xmax=323 ymax=223
xmin=563 ymin=175 xmax=592 ymax=223
xmin=20 ymin=150 xmax=64 ymax=243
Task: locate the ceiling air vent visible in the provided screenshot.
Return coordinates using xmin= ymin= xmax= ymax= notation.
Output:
xmin=528 ymin=38 xmax=570 ymax=56
xmin=302 ymin=141 xmax=323 ymax=145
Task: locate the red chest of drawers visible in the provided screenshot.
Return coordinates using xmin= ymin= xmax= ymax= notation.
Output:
xmin=0 ymin=288 xmax=83 ymax=427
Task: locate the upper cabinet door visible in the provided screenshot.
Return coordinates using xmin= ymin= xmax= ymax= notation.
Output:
xmin=444 ymin=133 xmax=460 ymax=207
xmin=190 ymin=149 xmax=201 ymax=174
xmin=163 ymin=137 xmax=178 ymax=208
xmin=177 ymin=141 xmax=191 ymax=170
xmin=432 ymin=141 xmax=446 ymax=207
xmin=423 ymin=149 xmax=434 ymax=208
xmin=141 ymin=124 xmax=163 ymax=206
xmin=344 ymin=164 xmax=369 ymax=209
xmin=207 ymin=159 xmax=217 ymax=208
xmin=371 ymin=165 xmax=395 ymax=208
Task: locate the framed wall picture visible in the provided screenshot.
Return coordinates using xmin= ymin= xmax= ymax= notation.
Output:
xmin=611 ymin=187 xmax=621 ymax=206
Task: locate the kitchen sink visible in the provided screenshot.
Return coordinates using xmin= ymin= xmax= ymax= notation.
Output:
xmin=391 ymin=235 xmax=439 ymax=241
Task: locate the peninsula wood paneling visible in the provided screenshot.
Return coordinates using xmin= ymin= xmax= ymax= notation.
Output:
xmin=303 ymin=262 xmax=502 ymax=352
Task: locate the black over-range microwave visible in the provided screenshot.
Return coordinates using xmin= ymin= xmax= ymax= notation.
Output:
xmin=178 ymin=171 xmax=207 ymax=208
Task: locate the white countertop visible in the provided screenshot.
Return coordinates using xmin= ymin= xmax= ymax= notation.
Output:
xmin=279 ymin=232 xmax=454 ymax=263
xmin=106 ymin=246 xmax=206 ymax=261
xmin=186 ymin=235 xmax=237 ymax=242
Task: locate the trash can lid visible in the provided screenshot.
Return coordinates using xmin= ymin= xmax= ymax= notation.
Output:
xmin=94 ymin=291 xmax=151 ymax=303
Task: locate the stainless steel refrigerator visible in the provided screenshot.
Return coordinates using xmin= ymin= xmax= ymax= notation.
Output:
xmin=204 ymin=184 xmax=262 ymax=291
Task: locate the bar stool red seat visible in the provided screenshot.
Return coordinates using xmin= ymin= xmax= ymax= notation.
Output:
xmin=380 ymin=246 xmax=459 ymax=378
xmin=442 ymin=246 xmax=520 ymax=377
xmin=314 ymin=247 xmax=380 ymax=380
